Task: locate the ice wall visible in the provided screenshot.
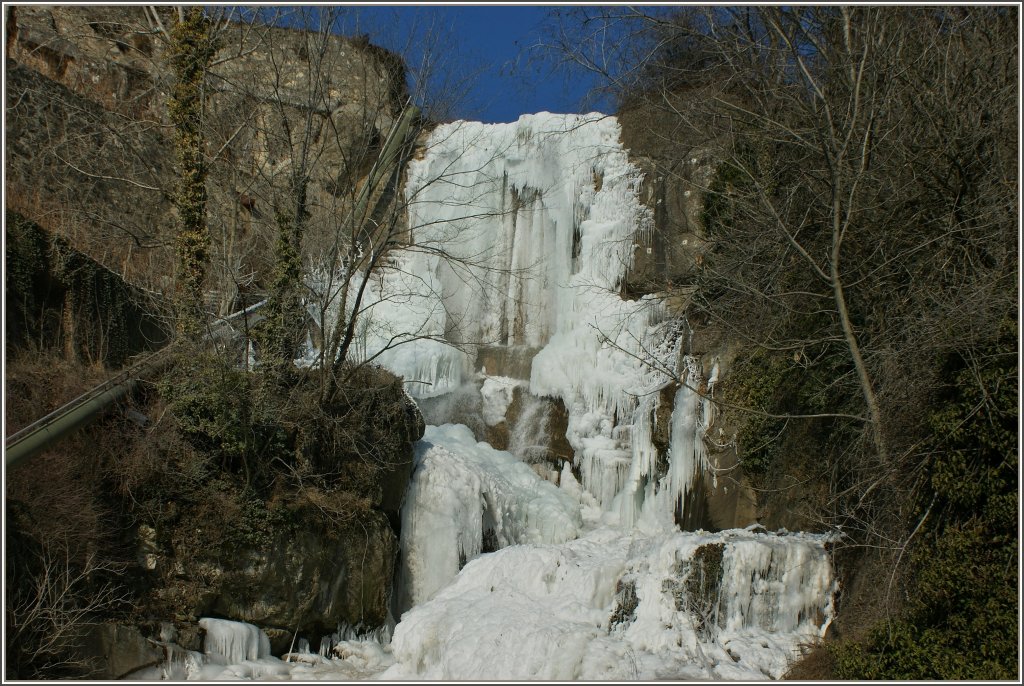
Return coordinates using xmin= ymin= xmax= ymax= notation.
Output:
xmin=394 ymin=423 xmax=582 ymax=612
xmin=306 ymin=112 xmax=710 ymax=524
xmin=351 ymin=112 xmax=669 ymax=412
xmin=404 ymin=114 xmax=650 ymax=350
xmin=385 ymin=527 xmax=836 ymax=681
xmin=395 ymin=113 xmax=706 ymax=523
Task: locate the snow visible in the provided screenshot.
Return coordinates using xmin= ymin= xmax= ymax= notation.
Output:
xmin=478 ymin=375 xmax=519 ymax=426
xmin=132 ymin=618 xmax=398 ymax=681
xmin=136 ymin=538 xmax=836 ymax=681
xmin=384 ymin=525 xmax=836 ymax=681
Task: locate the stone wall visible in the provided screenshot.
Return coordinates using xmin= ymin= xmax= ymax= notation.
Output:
xmin=5 ymin=210 xmax=170 ymax=366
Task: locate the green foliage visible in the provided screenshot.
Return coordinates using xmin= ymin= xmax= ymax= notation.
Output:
xmin=158 ymin=352 xmax=291 ymax=486
xmin=700 ymin=157 xmax=745 ymax=239
xmin=831 ymin=319 xmax=1018 ymax=680
xmin=728 ymin=352 xmax=787 ymax=475
xmin=700 ymin=137 xmax=793 ymax=243
xmin=5 ymin=211 xmax=51 ymax=352
xmin=5 ymin=211 xmax=49 ymax=314
xmin=168 ymin=7 xmax=220 ymax=336
xmin=293 ymin=364 xmax=419 ymax=487
xmin=831 ymin=603 xmax=1017 ymax=681
xmin=725 ymin=348 xmax=838 ymax=476
xmin=157 ymin=351 xmax=420 ymax=506
xmin=253 ymin=207 xmax=307 ymax=372
xmin=232 ymin=492 xmax=298 ymax=550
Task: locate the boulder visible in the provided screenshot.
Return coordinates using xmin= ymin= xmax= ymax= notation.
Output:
xmin=75 ymin=623 xmax=164 ymax=680
xmin=148 ymin=506 xmax=397 ymax=649
xmin=207 ymin=510 xmax=397 ymax=640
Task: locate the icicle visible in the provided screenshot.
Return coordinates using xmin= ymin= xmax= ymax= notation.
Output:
xmin=395 ymin=424 xmax=581 ymax=613
xmin=665 ymin=357 xmax=709 ymax=518
xmin=198 ymin=617 xmax=271 ymax=665
xmin=246 ymin=339 xmax=258 ymax=370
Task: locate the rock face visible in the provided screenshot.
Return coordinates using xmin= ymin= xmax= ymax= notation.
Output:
xmin=134 ymin=369 xmax=424 ymax=650
xmin=75 ymin=624 xmax=165 ymax=680
xmin=201 ymin=511 xmax=397 ymax=640
xmin=6 ymin=5 xmax=407 ymax=311
xmin=5 ymin=60 xmax=177 ymax=291
xmin=617 ymin=96 xmax=717 ymax=301
xmin=618 ymin=100 xmax=760 ymax=532
xmin=72 ymin=506 xmax=401 ymax=672
xmin=6 ymin=10 xmax=419 ymax=654
xmin=141 ymin=506 xmax=399 ymax=652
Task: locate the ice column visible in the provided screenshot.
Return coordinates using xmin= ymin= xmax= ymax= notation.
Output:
xmin=198 ymin=617 xmax=271 ymax=665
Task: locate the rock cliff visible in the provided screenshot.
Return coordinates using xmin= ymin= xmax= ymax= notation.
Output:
xmin=6 ymin=5 xmax=407 ymax=312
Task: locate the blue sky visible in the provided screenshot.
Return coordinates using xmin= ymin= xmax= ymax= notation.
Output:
xmin=240 ymin=4 xmax=657 ymax=123
xmin=339 ymin=5 xmax=612 ymax=123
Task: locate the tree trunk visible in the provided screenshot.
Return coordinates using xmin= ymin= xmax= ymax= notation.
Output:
xmin=831 ymin=198 xmax=888 ymax=467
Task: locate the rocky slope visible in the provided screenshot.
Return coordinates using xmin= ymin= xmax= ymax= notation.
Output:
xmin=5 ymin=7 xmax=421 ymax=678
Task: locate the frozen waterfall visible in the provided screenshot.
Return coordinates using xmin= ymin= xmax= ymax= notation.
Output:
xmin=144 ymin=113 xmax=836 ymax=681
xmin=382 ymin=113 xmax=836 ymax=680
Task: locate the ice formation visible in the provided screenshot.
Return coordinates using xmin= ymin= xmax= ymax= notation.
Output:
xmin=395 ymin=113 xmax=704 ymax=524
xmin=507 ymin=390 xmax=553 ymax=464
xmin=129 ymin=618 xmax=294 ymax=680
xmin=381 ymin=113 xmax=834 ymax=680
xmin=394 ymin=423 xmax=582 ymax=612
xmin=479 ymin=375 xmax=520 ymax=426
xmin=142 ymin=113 xmax=836 ymax=682
xmin=385 ymin=526 xmax=836 ymax=681
xmin=304 ymin=112 xmax=691 ymax=520
xmin=199 ymin=617 xmax=271 ymax=665
xmin=305 ymin=253 xmax=469 ymax=398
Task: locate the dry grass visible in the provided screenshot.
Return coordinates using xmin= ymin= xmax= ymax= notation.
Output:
xmin=299 ymin=484 xmax=373 ymax=525
xmin=5 ymin=349 xmax=111 ymax=435
xmin=783 ymin=643 xmax=835 ymax=680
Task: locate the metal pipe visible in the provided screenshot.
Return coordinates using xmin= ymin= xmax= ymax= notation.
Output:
xmin=351 ymin=103 xmax=420 ymax=229
xmin=5 ymin=299 xmax=270 ymax=469
xmin=4 ymin=352 xmax=172 ymax=468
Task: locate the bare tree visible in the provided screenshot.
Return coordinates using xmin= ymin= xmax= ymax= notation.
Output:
xmin=5 ymin=537 xmax=129 ymax=679
xmin=194 ymin=8 xmax=529 ymax=403
xmin=550 ymin=4 xmax=1015 ymax=492
xmin=547 ymin=7 xmax=1017 ymax=674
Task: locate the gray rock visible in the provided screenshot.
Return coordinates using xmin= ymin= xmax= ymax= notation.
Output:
xmin=75 ymin=623 xmax=164 ymax=680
